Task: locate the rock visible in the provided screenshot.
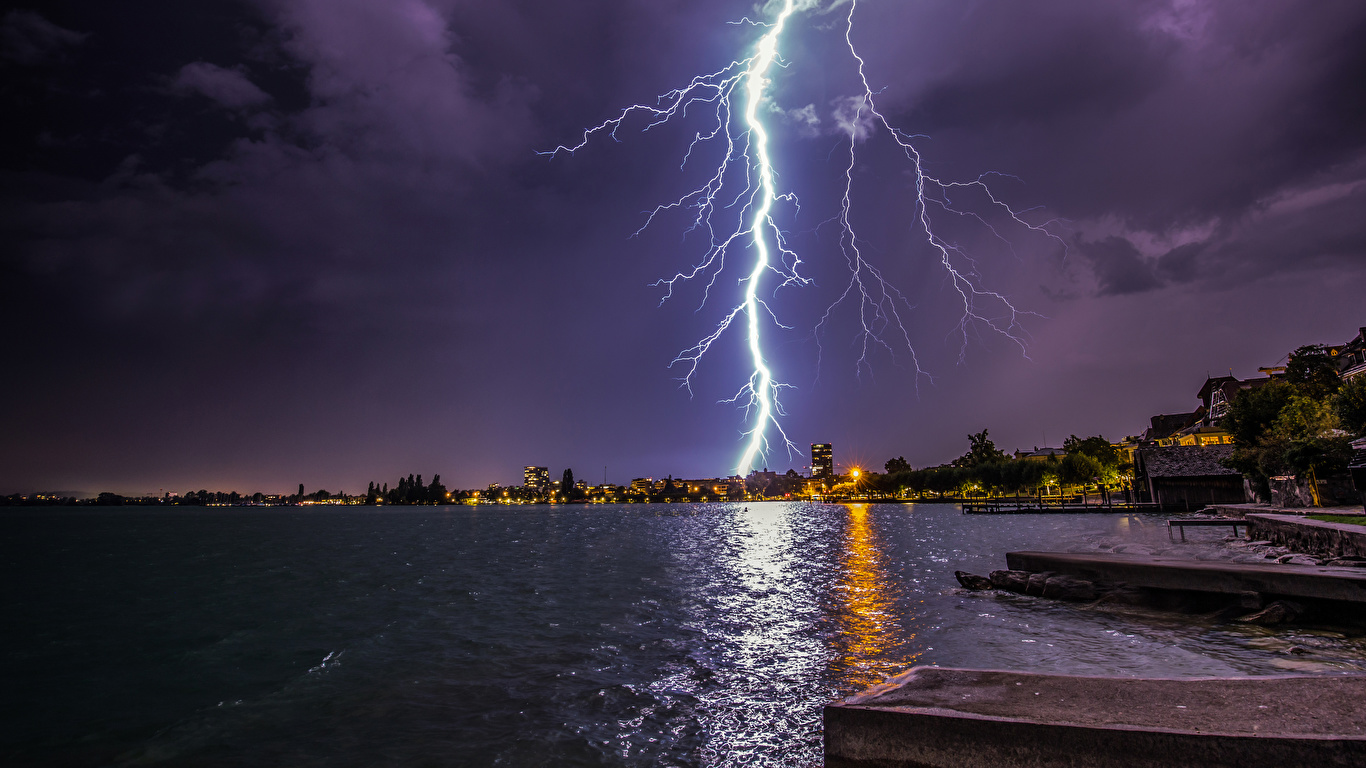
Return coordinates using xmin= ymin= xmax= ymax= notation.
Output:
xmin=989 ymin=569 xmax=1031 ymax=593
xmin=1326 ymin=558 xmax=1366 ymax=568
xmin=1025 ymin=571 xmax=1053 ymax=596
xmin=1237 ymin=591 xmax=1263 ymax=610
xmin=1276 ymin=554 xmax=1295 ymax=563
xmin=1286 ymin=645 xmax=1310 ymax=655
xmin=1092 ymin=586 xmax=1147 ymax=606
xmin=1041 ymin=574 xmax=1098 ymax=602
xmin=1283 ymin=555 xmax=1321 ymax=566
xmin=1237 ymin=600 xmax=1307 ymax=626
xmin=954 ymin=571 xmax=993 ymax=591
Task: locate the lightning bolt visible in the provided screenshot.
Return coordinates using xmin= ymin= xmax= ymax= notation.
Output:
xmin=821 ymin=0 xmax=1066 ymax=378
xmin=734 ymin=0 xmax=799 ymax=479
xmin=543 ymin=0 xmax=1063 ymax=477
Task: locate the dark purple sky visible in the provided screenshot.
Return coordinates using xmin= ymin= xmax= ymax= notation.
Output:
xmin=2 ymin=0 xmax=1364 ymax=495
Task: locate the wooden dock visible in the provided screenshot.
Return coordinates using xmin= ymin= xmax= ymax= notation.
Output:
xmin=961 ymin=499 xmax=1164 ymax=514
xmin=1168 ymin=517 xmax=1249 ymax=540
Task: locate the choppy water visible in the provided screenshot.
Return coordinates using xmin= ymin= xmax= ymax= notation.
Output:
xmin=3 ymin=503 xmax=1363 ymax=766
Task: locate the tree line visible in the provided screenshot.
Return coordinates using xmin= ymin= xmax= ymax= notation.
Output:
xmin=1223 ymin=344 xmax=1365 ymax=498
xmin=853 ymin=430 xmax=1131 ymax=498
xmin=364 ymin=474 xmax=451 ymax=505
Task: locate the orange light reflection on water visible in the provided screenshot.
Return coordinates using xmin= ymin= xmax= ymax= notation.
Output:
xmin=828 ymin=503 xmax=920 ymax=691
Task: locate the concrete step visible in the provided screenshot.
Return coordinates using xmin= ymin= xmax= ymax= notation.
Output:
xmin=825 ymin=667 xmax=1366 ymax=768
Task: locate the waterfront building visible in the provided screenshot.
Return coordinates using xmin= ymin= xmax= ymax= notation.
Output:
xmin=629 ymin=478 xmax=654 ymax=494
xmin=682 ymin=478 xmax=733 ymax=496
xmin=523 ymin=466 xmax=549 ymax=489
xmin=811 ymin=443 xmax=833 ymax=480
xmin=1133 ymin=445 xmax=1246 ymax=507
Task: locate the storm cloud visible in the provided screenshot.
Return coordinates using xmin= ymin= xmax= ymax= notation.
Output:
xmin=2 ymin=0 xmax=1363 ymax=494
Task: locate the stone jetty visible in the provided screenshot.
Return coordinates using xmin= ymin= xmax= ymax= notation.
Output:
xmin=953 ymin=550 xmax=1366 ymax=624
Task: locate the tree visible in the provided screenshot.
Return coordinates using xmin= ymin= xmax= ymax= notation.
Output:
xmin=1062 ymin=435 xmax=1119 ymax=468
xmin=428 ymin=474 xmax=447 ymax=504
xmin=926 ymin=467 xmax=961 ymax=495
xmin=1335 ymin=377 xmax=1366 ymax=436
xmin=1224 ymin=381 xmax=1294 ymax=446
xmin=1225 ymin=381 xmax=1348 ymax=497
xmin=1286 ymin=344 xmax=1341 ymax=399
xmin=885 ymin=456 xmax=911 ymax=474
xmin=953 ymin=430 xmax=1006 ymax=468
xmin=1062 ymin=434 xmax=1130 ymax=486
xmin=1271 ymin=394 xmax=1338 ymax=441
xmin=298 ymin=483 xmax=305 ymax=499
xmin=562 ymin=468 xmax=575 ymax=499
xmin=1059 ymin=453 xmax=1104 ymax=488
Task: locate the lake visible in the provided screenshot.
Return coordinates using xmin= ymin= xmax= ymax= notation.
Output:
xmin=3 ymin=502 xmax=1361 ymax=766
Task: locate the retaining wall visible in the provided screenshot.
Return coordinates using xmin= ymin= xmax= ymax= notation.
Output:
xmin=1246 ymin=514 xmax=1366 ymax=559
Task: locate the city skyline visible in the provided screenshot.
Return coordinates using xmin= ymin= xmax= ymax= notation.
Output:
xmin=2 ymin=1 xmax=1364 ymax=494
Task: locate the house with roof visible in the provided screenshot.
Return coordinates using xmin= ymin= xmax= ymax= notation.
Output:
xmin=1142 ymin=410 xmax=1203 ymax=443
xmin=1133 ymin=444 xmax=1246 ymax=509
xmin=1141 ymin=373 xmax=1285 ymax=448
xmin=1337 ymin=327 xmax=1366 ymax=381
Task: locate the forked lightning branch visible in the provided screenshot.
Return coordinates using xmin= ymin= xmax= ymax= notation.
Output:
xmin=543 ymin=0 xmax=1063 ymax=476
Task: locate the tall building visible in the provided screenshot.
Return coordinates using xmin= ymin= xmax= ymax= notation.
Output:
xmin=524 ymin=466 xmax=549 ymax=489
xmin=811 ymin=443 xmax=833 ymax=480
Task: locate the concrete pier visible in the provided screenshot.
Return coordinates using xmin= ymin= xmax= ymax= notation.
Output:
xmin=1004 ymin=551 xmax=1366 ymax=603
xmin=825 ymin=667 xmax=1366 ymax=767
xmin=1247 ymin=514 xmax=1366 ymax=560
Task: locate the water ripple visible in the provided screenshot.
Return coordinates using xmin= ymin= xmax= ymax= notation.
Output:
xmin=2 ymin=503 xmax=1362 ymax=766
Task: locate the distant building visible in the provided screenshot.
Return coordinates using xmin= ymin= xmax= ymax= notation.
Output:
xmin=811 ymin=443 xmax=833 ymax=480
xmin=523 ymin=466 xmax=549 ymax=489
xmin=1013 ymin=446 xmax=1065 ymax=461
xmin=1197 ymin=374 xmax=1280 ymax=426
xmin=1142 ymin=410 xmax=1204 ymax=443
xmin=1339 ymin=327 xmax=1366 ymax=381
xmin=675 ymin=478 xmax=738 ymax=497
xmin=1138 ymin=373 xmax=1282 ymax=448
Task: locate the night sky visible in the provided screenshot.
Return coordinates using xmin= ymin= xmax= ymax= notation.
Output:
xmin=3 ymin=0 xmax=1364 ymax=495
